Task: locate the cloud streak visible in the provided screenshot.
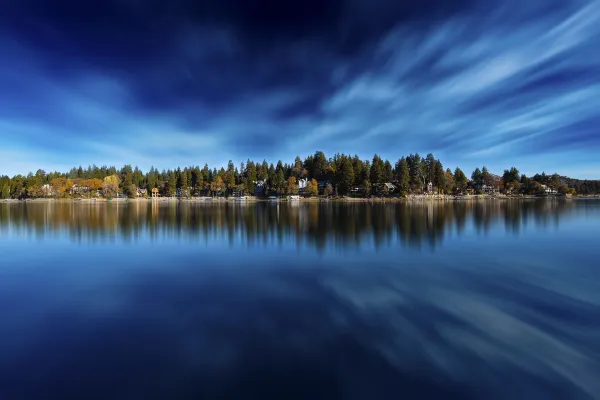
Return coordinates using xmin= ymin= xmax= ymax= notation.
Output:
xmin=0 ymin=0 xmax=599 ymax=178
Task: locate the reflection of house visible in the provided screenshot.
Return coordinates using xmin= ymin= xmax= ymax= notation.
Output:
xmin=254 ymin=180 xmax=267 ymax=197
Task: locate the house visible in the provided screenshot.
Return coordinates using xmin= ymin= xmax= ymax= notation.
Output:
xmin=137 ymin=188 xmax=148 ymax=197
xmin=254 ymin=180 xmax=267 ymax=197
xmin=383 ymin=182 xmax=396 ymax=193
xmin=317 ymin=180 xmax=330 ymax=189
xmin=317 ymin=180 xmax=332 ymax=195
xmin=176 ymin=188 xmax=190 ymax=198
xmin=41 ymin=184 xmax=53 ymax=197
xmin=70 ymin=184 xmax=90 ymax=195
xmin=351 ymin=185 xmax=365 ymax=194
xmin=232 ymin=187 xmax=244 ymax=197
xmin=481 ymin=184 xmax=499 ymax=194
xmin=540 ymin=184 xmax=558 ymax=195
xmin=151 ymin=188 xmax=159 ymax=198
xmin=427 ymin=182 xmax=433 ymax=193
xmin=297 ymin=178 xmax=308 ymax=193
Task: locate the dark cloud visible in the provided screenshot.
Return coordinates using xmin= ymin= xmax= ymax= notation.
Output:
xmin=1 ymin=0 xmax=599 ymax=177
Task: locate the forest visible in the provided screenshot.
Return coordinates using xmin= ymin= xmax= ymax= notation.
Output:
xmin=1 ymin=152 xmax=599 ymax=199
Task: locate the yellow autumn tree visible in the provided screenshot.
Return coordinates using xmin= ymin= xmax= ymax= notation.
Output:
xmin=305 ymin=178 xmax=319 ymax=197
xmin=102 ymin=175 xmax=121 ymax=199
xmin=286 ymin=176 xmax=298 ymax=195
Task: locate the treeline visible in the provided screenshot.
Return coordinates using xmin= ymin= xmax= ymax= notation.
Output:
xmin=0 ymin=151 xmax=598 ymax=199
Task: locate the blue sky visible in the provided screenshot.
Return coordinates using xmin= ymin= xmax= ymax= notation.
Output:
xmin=1 ymin=0 xmax=599 ymax=178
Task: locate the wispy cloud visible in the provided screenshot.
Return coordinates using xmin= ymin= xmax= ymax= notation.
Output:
xmin=0 ymin=0 xmax=599 ymax=178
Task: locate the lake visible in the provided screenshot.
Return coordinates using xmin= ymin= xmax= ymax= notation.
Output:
xmin=1 ymin=199 xmax=599 ymax=399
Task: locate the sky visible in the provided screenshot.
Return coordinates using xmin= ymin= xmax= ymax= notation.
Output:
xmin=0 ymin=0 xmax=599 ymax=179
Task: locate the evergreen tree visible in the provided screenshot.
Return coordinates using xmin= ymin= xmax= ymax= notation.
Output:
xmin=396 ymin=157 xmax=409 ymax=195
xmin=121 ymin=164 xmax=133 ymax=187
xmin=312 ymin=151 xmax=328 ymax=180
xmin=179 ymin=169 xmax=188 ymax=195
xmin=445 ymin=168 xmax=455 ymax=193
xmin=167 ymin=172 xmax=177 ymax=196
xmin=259 ymin=160 xmax=269 ymax=180
xmin=425 ymin=153 xmax=436 ymax=184
xmin=338 ymin=156 xmax=355 ymax=195
xmin=352 ymin=156 xmax=364 ymax=186
xmin=370 ymin=154 xmax=384 ymax=186
xmin=434 ymin=160 xmax=446 ymax=193
xmin=482 ymin=166 xmax=491 ymax=186
xmin=383 ymin=160 xmax=393 ymax=183
xmin=408 ymin=153 xmax=423 ymax=191
xmin=454 ymin=168 xmax=468 ymax=194
xmin=471 ymin=168 xmax=483 ymax=188
xmin=292 ymin=156 xmax=304 ymax=178
xmin=0 ymin=176 xmax=10 ymax=199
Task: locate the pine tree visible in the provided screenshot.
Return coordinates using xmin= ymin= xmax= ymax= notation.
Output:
xmin=482 ymin=166 xmax=491 ymax=186
xmin=454 ymin=168 xmax=468 ymax=194
xmin=471 ymin=168 xmax=483 ymax=188
xmin=434 ymin=160 xmax=446 ymax=193
xmin=425 ymin=153 xmax=436 ymax=184
xmin=408 ymin=153 xmax=422 ymax=191
xmin=370 ymin=154 xmax=384 ymax=186
xmin=338 ymin=156 xmax=355 ymax=195
xmin=180 ymin=169 xmax=188 ymax=195
xmin=312 ymin=151 xmax=328 ymax=180
xmin=396 ymin=157 xmax=409 ymax=195
xmin=167 ymin=172 xmax=177 ymax=196
xmin=384 ymin=160 xmax=393 ymax=183
xmin=292 ymin=156 xmax=304 ymax=178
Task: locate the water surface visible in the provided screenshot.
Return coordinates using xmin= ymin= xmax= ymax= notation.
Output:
xmin=1 ymin=199 xmax=599 ymax=399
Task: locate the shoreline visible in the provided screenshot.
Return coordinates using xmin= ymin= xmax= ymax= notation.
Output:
xmin=2 ymin=194 xmax=597 ymax=204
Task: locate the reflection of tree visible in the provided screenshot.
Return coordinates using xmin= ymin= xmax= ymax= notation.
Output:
xmin=0 ymin=199 xmax=582 ymax=251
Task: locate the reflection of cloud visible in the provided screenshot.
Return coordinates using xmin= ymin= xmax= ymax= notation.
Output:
xmin=2 ymin=200 xmax=600 ymax=398
xmin=320 ymin=264 xmax=600 ymax=398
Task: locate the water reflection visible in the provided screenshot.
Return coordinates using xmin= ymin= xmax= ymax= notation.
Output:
xmin=0 ymin=199 xmax=588 ymax=250
xmin=1 ymin=199 xmax=600 ymax=399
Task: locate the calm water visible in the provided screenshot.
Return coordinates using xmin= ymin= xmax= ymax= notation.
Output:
xmin=1 ymin=199 xmax=599 ymax=399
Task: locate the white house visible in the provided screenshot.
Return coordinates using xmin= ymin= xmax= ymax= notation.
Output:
xmin=41 ymin=184 xmax=53 ymax=197
xmin=297 ymin=178 xmax=308 ymax=193
xmin=540 ymin=184 xmax=558 ymax=195
xmin=254 ymin=180 xmax=267 ymax=196
xmin=70 ymin=184 xmax=90 ymax=195
xmin=383 ymin=182 xmax=396 ymax=192
xmin=481 ymin=184 xmax=499 ymax=194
